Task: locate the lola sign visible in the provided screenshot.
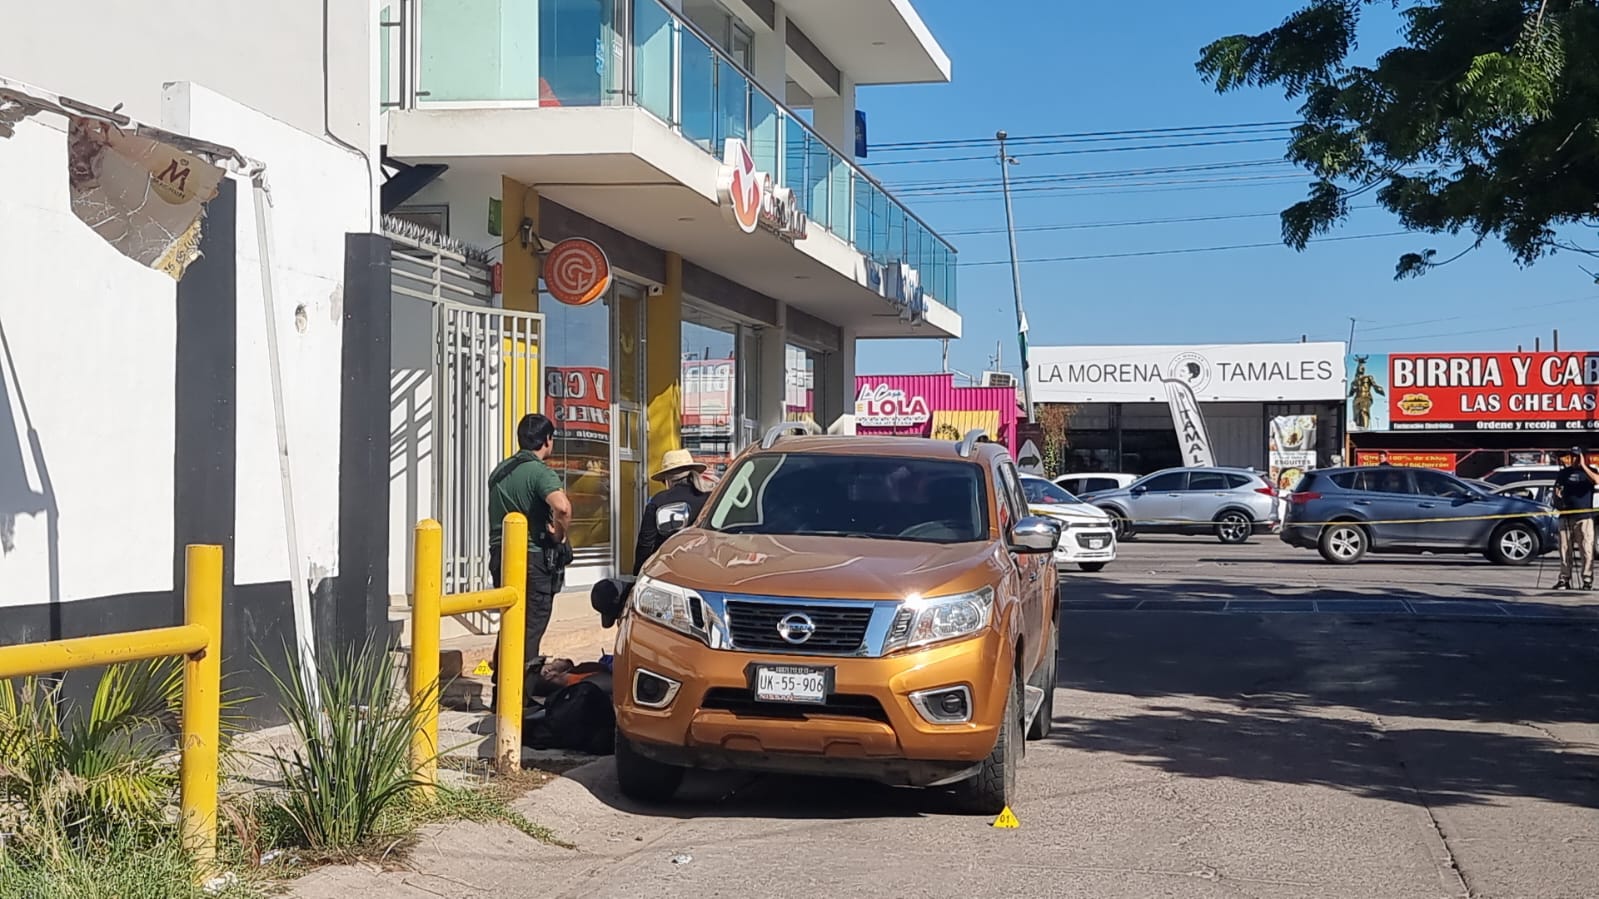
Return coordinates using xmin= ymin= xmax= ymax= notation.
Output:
xmin=716 ymin=139 xmax=807 ymax=241
xmin=855 ymin=383 xmax=930 ymax=427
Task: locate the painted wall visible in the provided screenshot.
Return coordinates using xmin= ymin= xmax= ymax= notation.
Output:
xmin=0 ymin=81 xmax=372 ymax=713
xmin=853 ymin=374 xmax=1019 ymax=451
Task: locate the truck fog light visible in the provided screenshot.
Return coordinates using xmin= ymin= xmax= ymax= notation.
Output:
xmin=910 ymin=685 xmax=973 ymax=724
xmin=633 ymin=669 xmax=681 ymax=709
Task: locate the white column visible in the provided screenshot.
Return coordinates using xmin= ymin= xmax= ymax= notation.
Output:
xmin=810 ymin=73 xmax=856 ymax=151
xmin=759 ymin=306 xmax=789 ymax=430
xmin=753 ymin=5 xmax=787 ymax=97
xmin=823 ymin=327 xmax=858 ymax=430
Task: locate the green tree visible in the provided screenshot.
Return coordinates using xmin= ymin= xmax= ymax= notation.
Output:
xmin=1198 ymin=1 xmax=1599 ymax=278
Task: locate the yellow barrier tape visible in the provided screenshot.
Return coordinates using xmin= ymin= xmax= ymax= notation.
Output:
xmin=1104 ymin=508 xmax=1584 ymax=529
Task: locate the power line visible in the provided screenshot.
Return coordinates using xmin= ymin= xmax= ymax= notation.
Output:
xmin=961 ymin=230 xmax=1413 ymax=266
xmin=891 ymin=158 xmax=1293 ymax=192
xmin=867 ymin=136 xmax=1292 ymax=167
xmin=911 ymin=172 xmax=1317 ymax=203
xmin=871 ymin=120 xmax=1298 ymax=152
xmin=943 ymin=205 xmax=1382 ymax=237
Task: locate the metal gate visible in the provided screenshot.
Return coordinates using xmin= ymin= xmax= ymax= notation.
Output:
xmin=387 ymin=218 xmax=544 ymax=597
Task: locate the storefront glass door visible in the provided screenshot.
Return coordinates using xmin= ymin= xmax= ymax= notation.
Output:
xmin=540 ymin=288 xmax=613 ymax=575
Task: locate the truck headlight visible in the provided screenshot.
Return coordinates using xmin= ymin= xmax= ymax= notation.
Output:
xmin=630 ymin=576 xmax=709 ymax=644
xmin=883 ymin=586 xmax=995 ymax=652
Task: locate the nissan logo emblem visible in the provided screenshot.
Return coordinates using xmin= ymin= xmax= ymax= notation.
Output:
xmin=776 ymin=612 xmax=816 ymax=644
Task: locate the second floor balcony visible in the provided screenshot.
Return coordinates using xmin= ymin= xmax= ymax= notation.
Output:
xmin=381 ymin=0 xmax=958 ymax=321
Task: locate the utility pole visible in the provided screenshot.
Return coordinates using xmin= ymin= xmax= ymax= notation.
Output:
xmin=998 ymin=130 xmax=1035 ymax=422
xmin=1347 ymin=317 xmax=1357 ymax=355
xmin=941 ymin=338 xmax=949 ymax=373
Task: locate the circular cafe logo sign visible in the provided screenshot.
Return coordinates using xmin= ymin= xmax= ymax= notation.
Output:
xmin=543 ymin=238 xmax=612 ymax=306
xmin=1167 ymin=351 xmax=1213 ymax=393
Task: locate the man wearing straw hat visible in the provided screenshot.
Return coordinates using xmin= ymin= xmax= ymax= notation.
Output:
xmin=633 ymin=448 xmax=715 ymax=575
xmin=1551 ymin=446 xmax=1599 ymax=590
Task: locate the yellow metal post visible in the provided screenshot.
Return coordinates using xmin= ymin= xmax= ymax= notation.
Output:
xmin=495 ymin=513 xmax=528 ymax=775
xmin=179 ymin=544 xmax=223 ymax=873
xmin=411 ymin=520 xmax=443 ymax=796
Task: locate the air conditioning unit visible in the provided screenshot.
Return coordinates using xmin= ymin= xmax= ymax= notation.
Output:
xmin=980 ymin=371 xmax=1016 ymax=387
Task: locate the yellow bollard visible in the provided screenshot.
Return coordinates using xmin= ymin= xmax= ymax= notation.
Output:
xmin=179 ymin=543 xmax=223 ymax=874
xmin=495 ymin=513 xmax=528 ymax=776
xmin=411 ymin=520 xmax=443 ymax=797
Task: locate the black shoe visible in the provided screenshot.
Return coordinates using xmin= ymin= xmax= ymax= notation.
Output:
xmin=1553 ymin=580 xmax=1571 ymax=591
xmin=1584 ymin=579 xmax=1594 ymax=591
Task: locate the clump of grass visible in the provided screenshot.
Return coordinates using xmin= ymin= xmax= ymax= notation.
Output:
xmin=262 ymin=638 xmax=431 ymax=853
xmin=399 ymin=782 xmax=573 ymax=849
xmin=0 ymin=826 xmax=262 ymax=899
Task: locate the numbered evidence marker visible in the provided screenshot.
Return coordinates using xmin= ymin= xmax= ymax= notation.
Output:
xmin=991 ymin=806 xmax=1020 ymax=829
xmin=472 ymin=659 xmax=493 ymax=677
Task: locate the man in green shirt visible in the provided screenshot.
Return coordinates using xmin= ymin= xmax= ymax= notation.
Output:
xmin=487 ymin=413 xmax=573 ymax=705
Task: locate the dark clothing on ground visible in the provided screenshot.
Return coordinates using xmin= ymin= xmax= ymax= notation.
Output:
xmin=632 ymin=480 xmax=711 ymax=575
xmin=1553 ymin=464 xmax=1596 ymax=520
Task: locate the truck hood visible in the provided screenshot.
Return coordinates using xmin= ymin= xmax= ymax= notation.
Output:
xmin=642 ymin=531 xmax=1008 ymax=600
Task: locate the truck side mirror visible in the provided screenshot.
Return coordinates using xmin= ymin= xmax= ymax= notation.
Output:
xmin=656 ymin=501 xmax=693 ymax=537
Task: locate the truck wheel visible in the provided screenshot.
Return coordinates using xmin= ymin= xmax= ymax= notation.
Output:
xmin=1027 ymin=625 xmax=1058 ymax=741
xmin=953 ymin=671 xmax=1021 ymax=814
xmin=614 ymin=732 xmax=685 ymax=804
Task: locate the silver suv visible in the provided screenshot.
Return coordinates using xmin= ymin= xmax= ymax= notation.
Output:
xmin=1089 ymin=466 xmax=1279 ymax=544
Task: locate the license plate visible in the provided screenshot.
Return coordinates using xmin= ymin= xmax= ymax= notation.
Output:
xmin=1088 ymin=539 xmax=1105 ymax=549
xmin=753 ymin=665 xmax=829 ymax=704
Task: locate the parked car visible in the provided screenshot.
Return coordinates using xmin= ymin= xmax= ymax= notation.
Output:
xmin=1055 ymin=472 xmax=1138 ymax=498
xmin=1089 ymin=466 xmax=1279 ymax=544
xmin=1490 ymin=478 xmax=1556 ymax=505
xmin=1282 ymin=466 xmax=1557 ymax=565
xmin=609 ymin=427 xmax=1062 ymax=814
xmin=1020 ymin=475 xmax=1117 ymax=572
xmin=1483 ymin=464 xmax=1560 ymax=486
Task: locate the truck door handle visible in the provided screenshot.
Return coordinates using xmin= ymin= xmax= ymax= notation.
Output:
xmin=1353 ymin=500 xmax=1373 ymax=506
xmin=1418 ymin=502 xmax=1437 ymax=509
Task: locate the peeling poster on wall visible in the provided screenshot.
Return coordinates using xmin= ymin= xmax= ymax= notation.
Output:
xmin=66 ymin=116 xmax=224 ymax=279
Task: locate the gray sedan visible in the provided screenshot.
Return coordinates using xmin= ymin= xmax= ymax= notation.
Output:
xmin=1089 ymin=467 xmax=1281 ymax=544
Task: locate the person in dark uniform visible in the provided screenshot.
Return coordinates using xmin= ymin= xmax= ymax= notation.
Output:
xmin=1551 ymin=446 xmax=1599 ymax=590
xmin=487 ymin=413 xmax=573 ymax=704
xmin=633 ymin=449 xmax=714 ymax=575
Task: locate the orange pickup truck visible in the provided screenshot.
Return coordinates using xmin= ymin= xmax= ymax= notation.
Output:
xmin=609 ymin=425 xmax=1062 ymax=813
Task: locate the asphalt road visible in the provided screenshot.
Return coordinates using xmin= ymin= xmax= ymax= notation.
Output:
xmin=297 ymin=538 xmax=1599 ymax=899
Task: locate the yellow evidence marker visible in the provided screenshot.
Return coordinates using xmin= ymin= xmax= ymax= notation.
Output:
xmin=991 ymin=806 xmax=1020 ymax=829
xmin=472 ymin=659 xmax=493 ymax=677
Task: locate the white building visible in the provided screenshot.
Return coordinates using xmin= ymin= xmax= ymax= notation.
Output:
xmin=1028 ymin=343 xmax=1348 ymax=474
xmin=0 ymin=0 xmax=960 ymax=705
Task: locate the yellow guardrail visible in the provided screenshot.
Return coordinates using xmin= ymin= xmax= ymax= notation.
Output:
xmin=410 ymin=513 xmax=527 ymax=790
xmin=0 ymin=545 xmax=224 ymax=874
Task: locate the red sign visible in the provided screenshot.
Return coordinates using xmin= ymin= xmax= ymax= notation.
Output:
xmin=543 ymin=238 xmax=611 ymax=306
xmin=546 ymin=366 xmax=610 ymax=441
xmin=1387 ymin=351 xmax=1599 ymax=431
xmin=1354 ymin=451 xmax=1458 ymax=472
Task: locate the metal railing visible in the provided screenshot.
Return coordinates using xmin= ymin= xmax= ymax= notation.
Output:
xmin=385 ymin=0 xmax=958 ymax=309
xmin=0 ymin=546 xmax=224 ymax=874
xmin=409 ymin=513 xmax=528 ymax=786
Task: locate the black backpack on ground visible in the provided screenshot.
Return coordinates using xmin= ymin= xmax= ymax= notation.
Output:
xmin=522 ymin=675 xmax=615 ymax=755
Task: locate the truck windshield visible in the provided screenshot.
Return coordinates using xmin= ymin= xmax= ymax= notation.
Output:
xmin=705 ymin=453 xmax=989 ymax=544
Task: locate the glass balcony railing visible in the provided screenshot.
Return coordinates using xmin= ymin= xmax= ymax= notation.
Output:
xmin=390 ymin=0 xmax=957 ymax=310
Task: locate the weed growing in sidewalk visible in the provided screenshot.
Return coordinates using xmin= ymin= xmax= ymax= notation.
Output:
xmin=261 ymin=638 xmax=431 ymax=853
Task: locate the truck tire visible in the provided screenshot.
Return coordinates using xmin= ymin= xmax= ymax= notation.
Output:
xmin=1027 ymin=625 xmax=1058 ymax=741
xmin=952 ymin=671 xmax=1021 ymax=814
xmin=614 ymin=732 xmax=685 ymax=804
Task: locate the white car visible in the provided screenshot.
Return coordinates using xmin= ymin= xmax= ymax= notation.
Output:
xmin=1021 ymin=475 xmax=1117 ymax=572
xmin=1054 ymin=472 xmax=1139 ymax=499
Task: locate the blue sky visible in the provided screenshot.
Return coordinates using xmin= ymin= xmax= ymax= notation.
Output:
xmin=854 ymin=0 xmax=1599 ymax=379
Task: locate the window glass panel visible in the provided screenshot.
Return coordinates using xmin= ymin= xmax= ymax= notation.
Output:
xmin=540 ymin=288 xmax=612 ymax=553
xmin=1189 ymin=471 xmax=1228 ymax=491
xmin=1141 ymin=472 xmax=1186 ymax=492
xmin=783 ymin=343 xmax=816 ymax=424
xmin=682 ymin=306 xmax=738 ymax=475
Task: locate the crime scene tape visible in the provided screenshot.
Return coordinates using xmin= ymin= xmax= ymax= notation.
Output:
xmin=1090 ymin=508 xmax=1589 ymax=529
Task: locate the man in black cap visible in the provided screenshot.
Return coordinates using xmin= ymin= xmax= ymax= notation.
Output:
xmin=1550 ymin=446 xmax=1599 ymax=590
